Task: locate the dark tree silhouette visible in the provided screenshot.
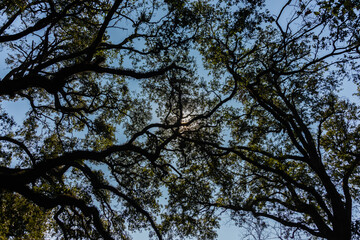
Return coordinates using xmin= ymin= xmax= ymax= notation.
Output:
xmin=0 ymin=0 xmax=209 ymax=239
xmin=165 ymin=1 xmax=360 ymax=239
xmin=0 ymin=0 xmax=359 ymax=239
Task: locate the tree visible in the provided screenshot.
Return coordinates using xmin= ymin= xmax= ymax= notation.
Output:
xmin=0 ymin=0 xmax=213 ymax=239
xmin=1 ymin=0 xmax=360 ymax=240
xmin=166 ymin=0 xmax=360 ymax=239
xmin=0 ymin=190 xmax=52 ymax=239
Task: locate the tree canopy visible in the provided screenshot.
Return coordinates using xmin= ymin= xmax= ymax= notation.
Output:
xmin=0 ymin=0 xmax=359 ymax=239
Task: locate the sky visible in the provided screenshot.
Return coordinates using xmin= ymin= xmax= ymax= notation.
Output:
xmin=128 ymin=1 xmax=316 ymax=239
xmin=129 ymin=0 xmax=359 ymax=239
xmin=0 ymin=0 xmax=358 ymax=239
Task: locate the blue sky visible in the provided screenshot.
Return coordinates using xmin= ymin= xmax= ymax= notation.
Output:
xmin=0 ymin=0 xmax=358 ymax=239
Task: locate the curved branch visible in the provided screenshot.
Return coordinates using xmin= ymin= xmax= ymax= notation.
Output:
xmin=85 ymin=0 xmax=124 ymax=60
xmin=0 ymin=136 xmax=36 ymax=164
xmin=75 ymin=163 xmax=163 ymax=240
xmin=16 ymin=185 xmax=114 ymax=240
xmin=202 ymin=201 xmax=327 ymax=238
xmin=0 ymin=1 xmax=80 ymax=43
xmin=0 ymin=62 xmax=187 ymax=96
xmin=180 ymin=136 xmax=333 ymax=222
